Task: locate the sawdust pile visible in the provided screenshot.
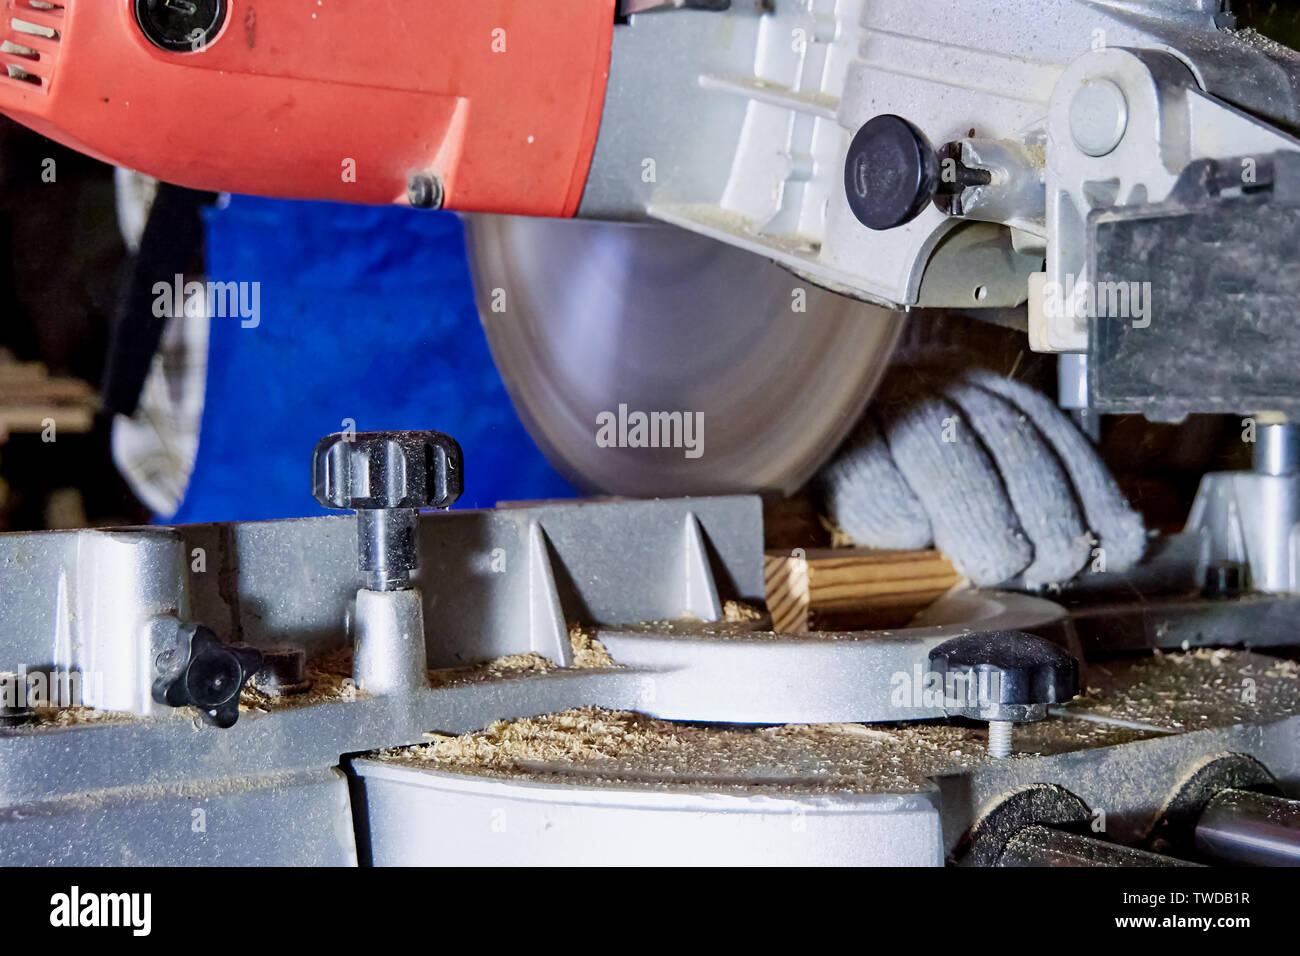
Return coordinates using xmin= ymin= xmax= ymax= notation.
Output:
xmin=427 ymin=652 xmax=557 ymax=689
xmin=240 ymin=646 xmax=360 ymax=713
xmin=245 ymin=624 xmax=618 ymax=702
xmin=677 ymin=601 xmax=768 ymax=626
xmin=382 ymin=707 xmax=993 ymax=794
xmin=378 ymin=649 xmax=1300 ymax=794
xmin=34 ymin=706 xmax=133 ymax=728
xmin=568 ymin=624 xmax=615 ymax=668
xmin=428 ymin=627 xmax=617 ymax=688
xmin=1071 ymin=648 xmax=1300 ymax=732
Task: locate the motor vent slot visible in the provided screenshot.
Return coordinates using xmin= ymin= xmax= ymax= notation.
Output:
xmin=2 ymin=1 xmax=64 ymax=92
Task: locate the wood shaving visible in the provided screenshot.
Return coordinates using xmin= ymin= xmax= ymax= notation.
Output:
xmin=428 ymin=653 xmax=557 ymax=689
xmin=240 ymin=646 xmax=360 ymax=711
xmin=247 ymin=626 xmax=618 ymax=702
xmin=568 ymin=624 xmax=615 ymax=668
xmin=31 ymin=706 xmax=136 ymax=728
xmin=378 ymin=705 xmax=1166 ymax=794
xmin=1070 ymin=648 xmax=1300 ymax=732
xmin=429 ymin=627 xmax=617 ymax=688
xmin=723 ymin=600 xmax=765 ymax=624
xmin=818 ymin=513 xmax=855 ymax=549
xmin=380 ymin=707 xmax=990 ymax=794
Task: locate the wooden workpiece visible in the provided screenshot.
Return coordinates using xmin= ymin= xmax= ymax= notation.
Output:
xmin=764 ymin=547 xmax=963 ymax=634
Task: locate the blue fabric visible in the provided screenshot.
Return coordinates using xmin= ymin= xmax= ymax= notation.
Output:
xmin=172 ymin=196 xmax=575 ymax=524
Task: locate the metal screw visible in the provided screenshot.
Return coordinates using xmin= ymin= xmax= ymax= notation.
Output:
xmin=931 ymin=140 xmax=994 ymax=218
xmin=987 ymin=720 xmax=1013 ymax=759
xmin=407 ymin=172 xmax=445 ymax=210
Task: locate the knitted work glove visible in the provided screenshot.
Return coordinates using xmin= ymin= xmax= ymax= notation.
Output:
xmin=819 ymin=365 xmax=1145 ymax=588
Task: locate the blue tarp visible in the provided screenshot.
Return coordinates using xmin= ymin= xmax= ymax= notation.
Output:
xmin=172 ymin=196 xmax=574 ymax=524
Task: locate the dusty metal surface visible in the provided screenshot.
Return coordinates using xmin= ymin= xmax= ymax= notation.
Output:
xmin=372 ymin=650 xmax=1300 ymax=795
xmin=354 ymin=649 xmax=1300 ymax=865
xmin=0 ymin=495 xmax=764 ymax=715
xmin=594 ymin=590 xmax=1069 ymax=723
xmin=1088 ymin=156 xmax=1300 ymax=418
xmin=1069 ymin=649 xmax=1300 ymax=734
xmin=1 ymin=486 xmax=1296 ymax=865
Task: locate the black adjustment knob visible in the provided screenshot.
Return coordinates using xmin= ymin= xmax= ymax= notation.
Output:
xmin=134 ymin=0 xmax=229 ymax=53
xmin=313 ymin=431 xmax=462 ymax=512
xmin=312 ymin=431 xmax=463 ymax=591
xmin=153 ymin=626 xmax=262 ymax=729
xmin=928 ymin=630 xmax=1079 ymax=723
xmin=844 ymin=114 xmax=942 ymax=231
xmin=929 ymin=630 xmax=1078 ymax=758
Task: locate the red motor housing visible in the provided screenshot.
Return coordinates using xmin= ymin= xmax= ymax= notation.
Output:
xmin=0 ymin=0 xmax=615 ymax=215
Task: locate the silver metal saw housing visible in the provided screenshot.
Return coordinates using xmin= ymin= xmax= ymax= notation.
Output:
xmin=578 ymin=0 xmax=1300 ymax=346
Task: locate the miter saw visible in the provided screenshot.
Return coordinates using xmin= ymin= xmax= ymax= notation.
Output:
xmin=0 ymin=0 xmax=1299 ymax=867
xmin=7 ymin=0 xmax=1300 ymax=494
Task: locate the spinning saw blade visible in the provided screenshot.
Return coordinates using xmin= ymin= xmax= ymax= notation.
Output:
xmin=466 ymin=216 xmax=903 ymax=497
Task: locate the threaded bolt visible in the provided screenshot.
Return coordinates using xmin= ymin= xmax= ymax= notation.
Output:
xmin=988 ymin=720 xmax=1014 ymax=759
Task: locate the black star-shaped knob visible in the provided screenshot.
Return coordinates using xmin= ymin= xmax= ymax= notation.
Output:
xmin=928 ymin=630 xmax=1078 ymax=723
xmin=153 ymin=626 xmax=263 ymax=728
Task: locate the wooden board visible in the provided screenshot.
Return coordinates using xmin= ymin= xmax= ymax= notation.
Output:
xmin=764 ymin=547 xmax=963 ymax=634
xmin=0 ymin=361 xmax=97 ymax=435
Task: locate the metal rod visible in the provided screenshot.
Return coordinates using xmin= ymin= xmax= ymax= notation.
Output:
xmin=1194 ymin=789 xmax=1300 ymax=867
xmin=1000 ymin=826 xmax=1197 ymax=867
xmin=1253 ymin=422 xmax=1299 ymax=476
xmin=356 ymin=508 xmax=418 ymax=591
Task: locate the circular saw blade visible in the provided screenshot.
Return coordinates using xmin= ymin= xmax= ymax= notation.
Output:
xmin=466 ymin=215 xmax=902 ymax=497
